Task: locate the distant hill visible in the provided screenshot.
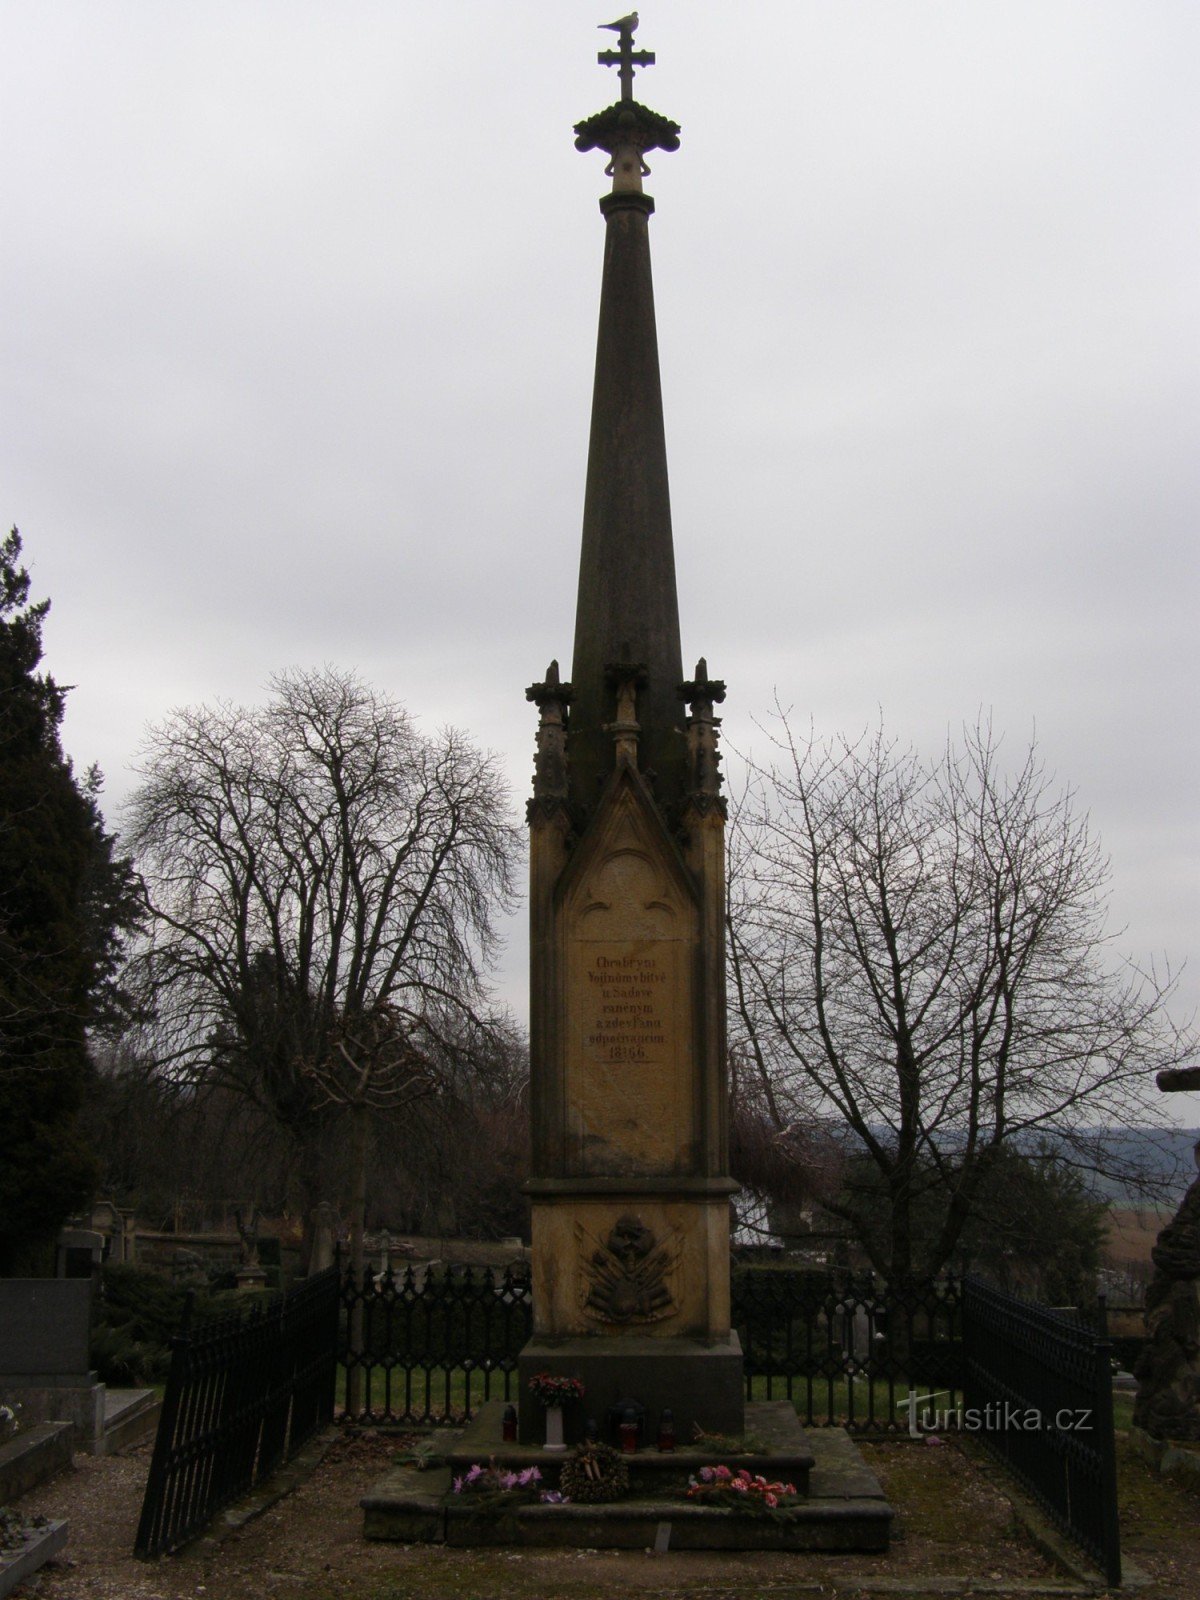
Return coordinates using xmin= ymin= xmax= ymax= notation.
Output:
xmin=854 ymin=1123 xmax=1199 ymax=1206
xmin=1075 ymin=1127 xmax=1199 ymax=1205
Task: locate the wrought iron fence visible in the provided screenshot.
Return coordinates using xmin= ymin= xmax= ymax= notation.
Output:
xmin=134 ymin=1266 xmax=339 ymax=1559
xmin=135 ymin=1258 xmax=1119 ymax=1580
xmin=962 ymin=1275 xmax=1120 ymax=1588
xmin=736 ymin=1269 xmax=964 ymax=1431
xmin=338 ymin=1261 xmax=532 ymax=1424
xmin=336 ymin=1263 xmax=964 ymax=1433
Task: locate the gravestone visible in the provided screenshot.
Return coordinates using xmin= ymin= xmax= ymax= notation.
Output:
xmin=310 ymin=1202 xmax=337 ymax=1274
xmin=0 ymin=1279 xmax=106 ymax=1451
xmin=517 ymin=21 xmax=741 ymax=1445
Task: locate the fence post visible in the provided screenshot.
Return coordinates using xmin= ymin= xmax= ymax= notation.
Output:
xmin=133 ymin=1290 xmax=194 ymax=1559
xmin=1092 ymin=1300 xmax=1122 ymax=1589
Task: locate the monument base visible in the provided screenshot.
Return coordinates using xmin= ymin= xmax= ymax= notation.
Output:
xmin=516 ymin=1333 xmax=744 ymax=1447
xmin=362 ymin=1401 xmax=891 ymax=1553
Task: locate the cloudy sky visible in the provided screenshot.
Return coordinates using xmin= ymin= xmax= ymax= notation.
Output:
xmin=4 ymin=3 xmax=1197 ymax=1107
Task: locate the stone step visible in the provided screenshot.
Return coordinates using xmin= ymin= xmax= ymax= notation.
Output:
xmin=362 ymin=1408 xmax=891 ymax=1553
xmin=444 ymin=1494 xmax=892 ymax=1551
xmin=446 ymin=1398 xmax=815 ymax=1495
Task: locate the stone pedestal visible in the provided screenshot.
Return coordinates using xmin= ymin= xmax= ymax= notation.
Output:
xmin=523 ymin=760 xmax=740 ymax=1442
xmin=517 ymin=1333 xmax=744 ymax=1446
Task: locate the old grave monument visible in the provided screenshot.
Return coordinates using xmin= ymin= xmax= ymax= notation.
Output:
xmin=363 ymin=20 xmax=890 ymax=1549
xmin=516 ymin=25 xmax=738 ymax=1448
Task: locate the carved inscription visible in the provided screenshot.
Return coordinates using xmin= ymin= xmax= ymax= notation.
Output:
xmin=585 ymin=952 xmax=668 ymax=1063
xmin=560 ymin=787 xmax=698 ymax=1174
xmin=567 ymin=937 xmax=690 ymax=1172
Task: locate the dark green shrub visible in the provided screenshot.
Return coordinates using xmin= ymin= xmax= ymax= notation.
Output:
xmin=92 ymin=1263 xmax=279 ymax=1383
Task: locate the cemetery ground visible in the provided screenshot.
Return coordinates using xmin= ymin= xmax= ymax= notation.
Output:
xmin=11 ymin=1402 xmax=1200 ymax=1600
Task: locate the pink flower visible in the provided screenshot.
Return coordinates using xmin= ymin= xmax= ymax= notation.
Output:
xmin=765 ymin=1493 xmax=778 ymax=1509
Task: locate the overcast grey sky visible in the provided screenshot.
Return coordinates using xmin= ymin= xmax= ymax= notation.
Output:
xmin=4 ymin=3 xmax=1197 ymax=1109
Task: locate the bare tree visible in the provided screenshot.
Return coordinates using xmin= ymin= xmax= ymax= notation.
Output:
xmin=124 ymin=667 xmax=522 ymax=1263
xmin=727 ymin=715 xmax=1194 ymax=1284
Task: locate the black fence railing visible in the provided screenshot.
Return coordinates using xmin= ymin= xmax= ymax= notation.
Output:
xmin=336 ymin=1264 xmax=964 ymax=1434
xmin=736 ymin=1270 xmax=964 ymax=1431
xmin=134 ymin=1265 xmax=340 ymax=1559
xmin=135 ymin=1260 xmax=1119 ymax=1580
xmin=962 ymin=1275 xmax=1121 ymax=1588
xmin=338 ymin=1261 xmax=532 ymax=1424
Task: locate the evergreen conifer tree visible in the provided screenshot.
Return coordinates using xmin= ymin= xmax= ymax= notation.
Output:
xmin=0 ymin=528 xmax=140 ymax=1273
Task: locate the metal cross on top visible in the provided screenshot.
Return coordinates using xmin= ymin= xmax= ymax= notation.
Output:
xmin=598 ymin=12 xmax=655 ymax=102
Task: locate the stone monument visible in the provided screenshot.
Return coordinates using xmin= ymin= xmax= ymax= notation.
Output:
xmin=1133 ymin=1066 xmax=1200 ymax=1441
xmin=517 ymin=16 xmax=742 ymax=1444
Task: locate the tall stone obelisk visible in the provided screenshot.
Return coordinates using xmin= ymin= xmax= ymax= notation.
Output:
xmin=519 ymin=19 xmax=742 ymax=1444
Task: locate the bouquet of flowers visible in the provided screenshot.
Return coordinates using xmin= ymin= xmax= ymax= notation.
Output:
xmin=453 ymin=1460 xmax=542 ymax=1499
xmin=527 ymin=1372 xmax=586 ymax=1407
xmin=686 ymin=1464 xmax=799 ymax=1514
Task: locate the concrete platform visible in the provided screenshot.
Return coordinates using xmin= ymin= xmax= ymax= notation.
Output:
xmin=363 ymin=1402 xmax=891 ymax=1552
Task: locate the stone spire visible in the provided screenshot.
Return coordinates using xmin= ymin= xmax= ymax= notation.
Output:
xmin=517 ymin=25 xmax=742 ymax=1448
xmin=567 ymin=62 xmax=685 ymax=816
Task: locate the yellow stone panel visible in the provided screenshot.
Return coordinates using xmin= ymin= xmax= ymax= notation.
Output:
xmin=560 ymin=784 xmax=698 ymax=1176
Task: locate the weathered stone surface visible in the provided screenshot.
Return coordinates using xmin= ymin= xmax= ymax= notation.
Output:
xmin=444 ymin=1497 xmax=890 ymax=1551
xmin=0 ymin=1280 xmax=92 ymax=1376
xmin=0 ymin=1422 xmax=73 ymax=1505
xmin=2 ymin=1380 xmax=106 ymax=1453
xmin=361 ymin=1465 xmax=449 ymax=1544
xmin=531 ymin=1198 xmax=730 ymax=1339
xmin=560 ymin=775 xmax=698 ymax=1177
xmin=1134 ymin=1172 xmax=1200 ymax=1440
xmin=0 ymin=1519 xmax=68 ymax=1600
xmin=517 ymin=1336 xmax=745 ymax=1446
